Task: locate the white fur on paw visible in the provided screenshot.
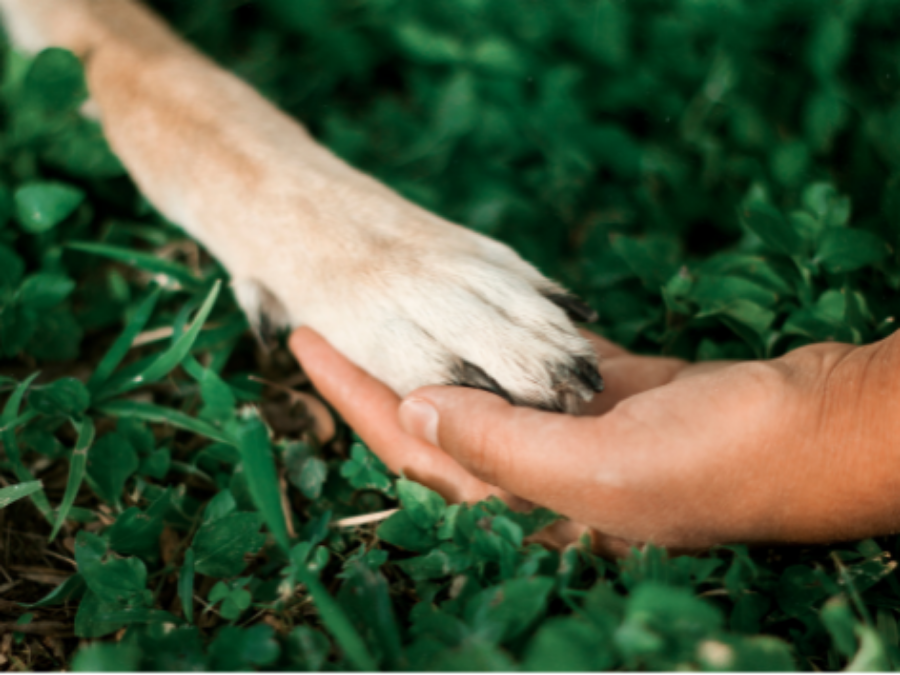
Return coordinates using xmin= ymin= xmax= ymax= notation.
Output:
xmin=234 ymin=212 xmax=603 ymax=414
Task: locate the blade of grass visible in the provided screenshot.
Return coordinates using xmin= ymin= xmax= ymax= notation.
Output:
xmin=97 ymin=281 xmax=221 ymax=400
xmin=67 ymin=242 xmax=202 ymax=290
xmin=832 ymin=551 xmax=875 ymax=626
xmin=0 ymin=373 xmax=53 ymax=519
xmin=235 ymin=411 xmax=375 ymax=670
xmin=179 ymin=547 xmax=195 ymax=624
xmin=0 ymin=372 xmax=39 ymax=430
xmin=0 ymin=408 xmax=39 ymax=434
xmin=236 ymin=412 xmax=291 ymax=551
xmin=49 ymin=417 xmax=95 ymax=541
xmin=87 ymin=286 xmax=162 ymax=394
xmin=94 ymin=400 xmax=234 ymax=445
xmin=0 ymin=480 xmax=43 ymax=509
xmin=295 ymin=566 xmax=377 ymax=671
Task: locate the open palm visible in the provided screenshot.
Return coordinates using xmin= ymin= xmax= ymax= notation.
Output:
xmin=292 ymin=327 xmax=900 ymax=556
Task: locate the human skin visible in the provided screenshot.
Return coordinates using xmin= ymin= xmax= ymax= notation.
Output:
xmin=290 ymin=326 xmax=900 ymax=557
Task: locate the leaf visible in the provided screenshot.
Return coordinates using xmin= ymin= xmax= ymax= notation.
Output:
xmin=192 ymin=511 xmax=265 ymax=578
xmin=465 ymin=576 xmax=556 ymax=643
xmin=378 ymin=510 xmax=438 ymax=552
xmin=775 ymin=565 xmax=835 ymax=619
xmin=106 ymin=489 xmax=171 ymax=559
xmin=21 ymin=47 xmax=87 ymax=112
xmin=297 ymin=456 xmax=327 ymax=500
xmin=524 ymin=616 xmax=615 ymax=671
xmin=803 ymin=182 xmax=851 ymax=227
xmin=688 ymin=275 xmax=779 ymax=310
xmin=208 ymin=580 xmax=252 ymax=620
xmin=340 ymin=442 xmax=395 ymax=495
xmin=74 ymin=531 xmax=150 ymax=607
xmin=286 ymin=626 xmax=331 ymax=671
xmin=14 ymin=181 xmax=85 ymax=233
xmin=198 ymin=367 xmax=236 ymax=423
xmin=85 ymin=431 xmax=139 ymax=506
xmin=397 ymin=477 xmax=447 ymax=529
xmin=488 ymin=499 xmax=560 ymax=537
xmin=139 ymin=447 xmax=170 ymax=479
xmin=208 ymin=625 xmax=281 ymax=671
xmin=17 ymin=273 xmax=76 ymax=309
xmin=73 ymin=590 xmax=128 ymax=639
xmin=427 ymin=641 xmax=518 ymax=670
xmin=396 ymin=544 xmax=473 ymax=580
xmin=730 ymin=593 xmax=770 ymax=634
xmin=49 ymin=417 xmax=94 ymax=541
xmin=0 ymin=244 xmax=25 ymax=292
xmin=0 ymin=480 xmax=44 ymax=509
xmin=203 ymin=489 xmax=238 ymax=524
xmin=71 ymin=642 xmax=141 ymax=672
xmin=718 ymin=300 xmax=777 ymax=340
xmin=29 ymin=377 xmax=90 ymax=417
xmin=611 ymin=235 xmax=679 ymax=289
xmin=815 ymin=228 xmax=889 ymax=273
xmin=42 ymin=118 xmax=125 ymax=178
xmin=770 ymin=140 xmax=810 ymax=188
xmin=395 ymin=22 xmax=465 ymax=65
xmin=783 ymin=290 xmax=853 ymax=342
xmin=434 ymin=71 xmax=477 ymax=138
xmin=739 ymin=201 xmax=804 ymax=257
xmin=235 ymin=409 xmax=291 ymax=551
xmin=27 ymin=306 xmax=83 ymax=361
xmin=821 ymin=596 xmax=858 ymax=658
xmin=0 ymin=304 xmax=37 ymax=357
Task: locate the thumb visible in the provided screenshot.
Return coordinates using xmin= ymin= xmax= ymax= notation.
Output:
xmin=398 ymin=386 xmax=596 ymax=501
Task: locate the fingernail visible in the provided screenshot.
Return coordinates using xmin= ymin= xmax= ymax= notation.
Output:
xmin=400 ymin=398 xmax=439 ymax=446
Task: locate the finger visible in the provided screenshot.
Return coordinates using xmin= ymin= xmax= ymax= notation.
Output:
xmin=289 ymin=328 xmax=509 ymax=505
xmin=399 ymin=386 xmax=604 ymax=509
xmin=577 ymin=329 xmax=694 ymax=414
xmin=580 ymin=329 xmax=631 ymax=358
xmin=585 ymin=353 xmax=690 ymax=415
xmin=400 ymin=384 xmax=727 ymax=546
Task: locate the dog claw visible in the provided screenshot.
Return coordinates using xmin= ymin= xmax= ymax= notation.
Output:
xmin=450 ymin=360 xmax=514 ymax=403
xmin=573 ymin=355 xmax=604 ymax=393
xmin=545 ymin=292 xmax=599 ymax=324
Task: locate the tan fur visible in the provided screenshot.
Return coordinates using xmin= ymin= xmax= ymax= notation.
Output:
xmin=0 ymin=0 xmax=601 ymax=412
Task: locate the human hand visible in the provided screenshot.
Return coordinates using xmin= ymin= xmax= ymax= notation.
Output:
xmin=290 ymin=326 xmax=900 ymax=555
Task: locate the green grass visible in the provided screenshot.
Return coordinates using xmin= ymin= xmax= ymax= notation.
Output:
xmin=3 ymin=0 xmax=900 ymax=669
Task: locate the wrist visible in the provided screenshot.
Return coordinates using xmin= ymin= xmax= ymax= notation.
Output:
xmin=783 ymin=334 xmax=900 ymax=541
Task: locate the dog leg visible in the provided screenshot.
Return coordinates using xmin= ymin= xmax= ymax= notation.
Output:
xmin=0 ymin=0 xmax=603 ymax=412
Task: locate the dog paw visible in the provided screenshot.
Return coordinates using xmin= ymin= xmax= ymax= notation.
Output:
xmin=235 ymin=204 xmax=603 ymax=414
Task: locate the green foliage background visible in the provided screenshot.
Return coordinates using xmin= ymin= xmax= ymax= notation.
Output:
xmin=3 ymin=0 xmax=900 ymax=670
